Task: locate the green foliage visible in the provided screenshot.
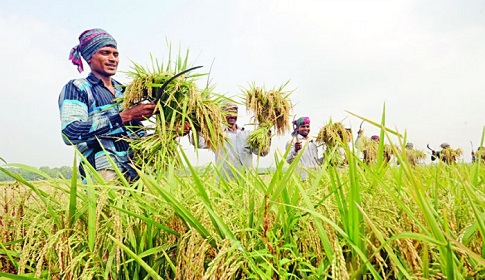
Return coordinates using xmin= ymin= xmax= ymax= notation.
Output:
xmin=2 ymin=117 xmax=485 ymax=279
xmin=0 ymin=166 xmax=72 ymax=181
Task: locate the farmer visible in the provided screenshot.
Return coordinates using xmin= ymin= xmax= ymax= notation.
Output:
xmin=430 ymin=142 xmax=460 ymax=164
xmin=58 ymin=28 xmax=156 ymax=181
xmin=355 ymin=129 xmax=392 ymax=164
xmin=471 ymin=146 xmax=484 ymax=163
xmin=431 ymin=142 xmax=448 ymax=163
xmin=286 ymin=116 xmax=323 ymax=181
xmin=401 ymin=142 xmax=426 ymax=166
xmin=190 ymin=102 xmax=271 ymax=180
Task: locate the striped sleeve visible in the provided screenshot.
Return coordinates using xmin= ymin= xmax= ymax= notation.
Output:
xmin=58 ymin=81 xmax=121 ymax=145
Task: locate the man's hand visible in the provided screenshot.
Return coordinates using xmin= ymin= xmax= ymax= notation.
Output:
xmin=120 ymin=103 xmax=156 ymax=123
xmin=295 ymin=141 xmax=302 ymax=153
xmin=182 ymin=120 xmax=191 ymax=136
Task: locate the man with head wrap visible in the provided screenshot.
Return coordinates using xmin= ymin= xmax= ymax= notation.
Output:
xmin=58 ymin=28 xmax=156 ymax=182
xmin=286 ymin=116 xmax=323 ymax=181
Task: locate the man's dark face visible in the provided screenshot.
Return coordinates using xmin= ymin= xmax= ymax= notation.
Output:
xmin=88 ymin=46 xmax=119 ymax=78
xmin=225 ymin=108 xmax=238 ymax=126
xmin=297 ymin=124 xmax=310 ymax=137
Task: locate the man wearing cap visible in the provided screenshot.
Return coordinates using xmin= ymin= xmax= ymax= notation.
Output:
xmin=286 ymin=116 xmax=323 ymax=181
xmin=58 ymin=28 xmax=156 ymax=181
xmin=190 ymin=102 xmax=270 ymax=180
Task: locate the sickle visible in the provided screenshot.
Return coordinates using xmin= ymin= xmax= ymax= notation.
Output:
xmin=152 ymin=65 xmax=203 ymax=104
xmin=426 ymin=144 xmax=433 ymax=151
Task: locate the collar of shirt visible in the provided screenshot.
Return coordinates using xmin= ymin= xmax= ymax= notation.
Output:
xmin=86 ymin=73 xmax=123 ymax=92
xmin=225 ymin=125 xmax=245 ymax=133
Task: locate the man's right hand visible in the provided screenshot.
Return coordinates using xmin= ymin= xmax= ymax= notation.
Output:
xmin=120 ymin=103 xmax=156 ymax=123
xmin=295 ymin=141 xmax=302 ymax=153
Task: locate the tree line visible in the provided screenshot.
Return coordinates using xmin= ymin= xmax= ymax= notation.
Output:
xmin=0 ymin=166 xmax=72 ymax=181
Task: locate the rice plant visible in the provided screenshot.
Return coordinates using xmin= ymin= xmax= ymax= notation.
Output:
xmin=122 ymin=46 xmax=227 ymax=172
xmin=2 ymin=111 xmax=485 ymax=279
xmin=244 ymin=81 xmax=293 ymax=152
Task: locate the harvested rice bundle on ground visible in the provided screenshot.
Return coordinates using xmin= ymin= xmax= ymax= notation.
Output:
xmin=315 ymin=121 xmax=352 ymax=166
xmin=244 ymin=82 xmax=293 ymax=151
xmin=122 ymin=53 xmax=226 ymax=171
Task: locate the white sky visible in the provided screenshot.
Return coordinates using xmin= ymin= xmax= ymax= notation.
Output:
xmin=1 ymin=0 xmax=484 ymax=168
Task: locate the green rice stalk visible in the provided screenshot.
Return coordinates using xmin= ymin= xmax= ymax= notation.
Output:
xmin=121 ymin=47 xmax=227 ymax=171
xmin=247 ymin=124 xmax=272 ymax=155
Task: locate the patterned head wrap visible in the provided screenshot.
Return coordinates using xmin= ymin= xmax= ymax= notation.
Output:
xmin=69 ymin=28 xmax=117 ymax=73
xmin=293 ymin=116 xmax=310 ymax=127
xmin=406 ymin=142 xmax=414 ymax=148
xmin=371 ymin=135 xmax=380 ymax=141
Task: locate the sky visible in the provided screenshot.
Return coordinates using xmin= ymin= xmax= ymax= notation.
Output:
xmin=0 ymin=0 xmax=484 ymax=168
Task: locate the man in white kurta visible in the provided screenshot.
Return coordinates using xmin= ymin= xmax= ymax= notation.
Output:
xmin=286 ymin=116 xmax=323 ymax=181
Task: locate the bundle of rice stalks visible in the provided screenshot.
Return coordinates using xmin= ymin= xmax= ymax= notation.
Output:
xmin=244 ymin=82 xmax=293 ymax=150
xmin=245 ymin=82 xmax=293 ymax=134
xmin=440 ymin=148 xmax=463 ymax=164
xmin=361 ymin=140 xmax=393 ymax=164
xmin=404 ymin=149 xmax=426 ymax=165
xmin=324 ymin=146 xmax=348 ymax=167
xmin=316 ymin=121 xmax=352 ymax=147
xmin=122 ymin=50 xmax=227 ymax=171
xmin=247 ymin=123 xmax=273 ymax=156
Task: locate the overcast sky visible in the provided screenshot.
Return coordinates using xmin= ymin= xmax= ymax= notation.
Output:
xmin=1 ymin=0 xmax=484 ymax=168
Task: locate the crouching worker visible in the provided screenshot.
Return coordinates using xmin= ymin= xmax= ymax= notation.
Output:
xmin=58 ymin=28 xmax=155 ymax=182
xmin=286 ymin=116 xmax=323 ymax=181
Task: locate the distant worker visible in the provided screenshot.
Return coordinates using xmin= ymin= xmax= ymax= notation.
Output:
xmin=402 ymin=142 xmax=426 ymax=166
xmin=472 ymin=146 xmax=485 ymax=163
xmin=430 ymin=142 xmax=462 ymax=164
xmin=355 ymin=129 xmax=392 ymax=164
xmin=286 ymin=116 xmax=323 ymax=181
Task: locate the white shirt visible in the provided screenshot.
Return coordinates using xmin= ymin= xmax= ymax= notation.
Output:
xmin=191 ymin=125 xmax=269 ymax=179
xmin=286 ymin=134 xmax=323 ymax=180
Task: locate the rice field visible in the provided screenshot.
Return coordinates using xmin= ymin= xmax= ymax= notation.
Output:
xmin=1 ymin=135 xmax=485 ymax=279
